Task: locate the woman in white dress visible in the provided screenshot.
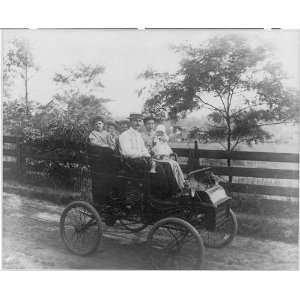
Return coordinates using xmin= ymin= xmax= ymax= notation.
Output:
xmin=89 ymin=116 xmax=109 ymax=147
xmin=152 ymin=124 xmax=186 ymax=191
xmin=88 ymin=116 xmax=116 ymax=209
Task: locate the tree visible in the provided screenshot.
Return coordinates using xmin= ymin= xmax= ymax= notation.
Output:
xmin=32 ymin=94 xmax=112 ymax=145
xmin=3 ymin=52 xmax=15 ymax=100
xmin=139 ymin=35 xmax=299 ymax=169
xmin=29 ymin=63 xmax=114 ymax=144
xmin=52 ymin=63 xmax=111 ymax=117
xmin=4 ymin=39 xmax=39 ymax=117
xmin=53 ymin=63 xmax=106 ymax=96
xmin=3 ymin=99 xmax=39 ymax=137
xmin=188 ymin=127 xmax=210 ymax=143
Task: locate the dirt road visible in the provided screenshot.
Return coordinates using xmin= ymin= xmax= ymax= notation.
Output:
xmin=2 ymin=192 xmax=298 ymax=270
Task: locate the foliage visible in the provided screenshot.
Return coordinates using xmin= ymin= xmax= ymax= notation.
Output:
xmin=188 ymin=127 xmax=210 ymax=143
xmin=5 ymin=39 xmax=36 ymax=71
xmin=3 ymin=62 xmax=114 ymax=187
xmin=3 ymin=99 xmax=40 ymax=137
xmin=3 ymin=54 xmax=15 ymax=99
xmin=53 ymin=63 xmax=107 ymax=99
xmin=3 ymin=39 xmax=39 ymax=115
xmin=3 ymin=62 xmax=112 ymax=144
xmin=41 ymin=63 xmax=113 ymax=144
xmin=138 ymin=35 xmax=299 ymax=152
xmin=31 ymin=94 xmax=111 ymax=145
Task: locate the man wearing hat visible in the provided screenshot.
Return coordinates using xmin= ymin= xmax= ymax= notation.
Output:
xmin=118 ymin=113 xmax=187 ymax=197
xmin=118 ymin=113 xmax=150 ymax=158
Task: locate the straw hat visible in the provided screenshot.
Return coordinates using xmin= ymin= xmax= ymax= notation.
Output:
xmin=91 ymin=116 xmax=105 ymax=126
xmin=129 ymin=113 xmax=143 ymax=120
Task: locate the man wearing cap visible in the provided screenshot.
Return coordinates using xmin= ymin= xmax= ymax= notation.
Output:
xmin=118 ymin=113 xmax=150 ymax=158
xmin=118 ymin=113 xmax=185 ymax=197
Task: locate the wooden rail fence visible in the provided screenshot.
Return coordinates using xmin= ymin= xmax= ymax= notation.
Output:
xmin=3 ymin=136 xmax=299 ymax=198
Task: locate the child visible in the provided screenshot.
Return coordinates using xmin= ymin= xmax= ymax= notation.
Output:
xmin=152 ymin=124 xmax=173 ymax=159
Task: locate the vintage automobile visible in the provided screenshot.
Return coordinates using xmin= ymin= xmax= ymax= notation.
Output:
xmin=59 ymin=145 xmax=238 ymax=269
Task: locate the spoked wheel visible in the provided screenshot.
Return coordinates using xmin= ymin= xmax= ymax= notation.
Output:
xmin=60 ymin=201 xmax=103 ymax=256
xmin=201 ymin=209 xmax=238 ymax=248
xmin=147 ymin=217 xmax=205 ymax=270
xmin=79 ymin=166 xmax=92 ymax=203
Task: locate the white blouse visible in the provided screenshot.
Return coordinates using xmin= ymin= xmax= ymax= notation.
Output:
xmin=152 ymin=134 xmax=173 ymax=156
xmin=89 ymin=130 xmax=109 ymax=147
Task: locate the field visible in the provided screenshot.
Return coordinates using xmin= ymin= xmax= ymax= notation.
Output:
xmin=172 ymin=141 xmax=299 ymax=202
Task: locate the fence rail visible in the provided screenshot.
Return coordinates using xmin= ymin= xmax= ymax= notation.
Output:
xmin=223 ymin=183 xmax=298 ymax=198
xmin=211 ymin=166 xmax=298 ymax=180
xmin=3 ymin=136 xmax=21 ymax=143
xmin=172 ymin=147 xmax=299 ymax=163
xmin=3 ymin=136 xmax=299 ymax=198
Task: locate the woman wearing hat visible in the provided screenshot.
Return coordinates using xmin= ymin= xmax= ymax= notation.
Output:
xmin=118 ymin=119 xmax=130 ymax=133
xmin=141 ymin=115 xmax=157 ymax=153
xmin=89 ymin=116 xmax=109 ymax=147
xmin=88 ymin=116 xmax=116 ymax=210
xmin=152 ymin=124 xmax=186 ymax=192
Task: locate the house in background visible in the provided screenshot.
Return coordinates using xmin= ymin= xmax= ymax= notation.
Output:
xmin=169 ymin=125 xmax=187 ymax=142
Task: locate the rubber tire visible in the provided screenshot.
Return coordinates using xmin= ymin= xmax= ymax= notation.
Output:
xmin=202 ymin=209 xmax=238 ymax=248
xmin=60 ymin=201 xmax=103 ymax=256
xmin=147 ymin=217 xmax=205 ymax=269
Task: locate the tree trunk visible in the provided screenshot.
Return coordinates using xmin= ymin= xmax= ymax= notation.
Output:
xmin=25 ymin=64 xmax=29 ymax=118
xmin=227 ymin=120 xmax=233 ymax=183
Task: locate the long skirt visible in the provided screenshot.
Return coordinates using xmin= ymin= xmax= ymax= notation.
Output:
xmin=155 ymin=158 xmax=185 ymax=189
xmin=151 ymin=159 xmax=185 ymax=199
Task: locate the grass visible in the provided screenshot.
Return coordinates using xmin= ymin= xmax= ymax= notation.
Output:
xmin=236 ymin=212 xmax=298 ymax=244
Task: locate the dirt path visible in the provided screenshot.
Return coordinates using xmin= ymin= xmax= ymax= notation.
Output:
xmin=2 ymin=192 xmax=298 ymax=270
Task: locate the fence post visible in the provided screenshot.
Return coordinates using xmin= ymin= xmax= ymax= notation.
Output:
xmin=189 ymin=140 xmax=200 ymax=170
xmin=194 ymin=140 xmax=198 ymax=151
xmin=16 ymin=138 xmax=24 ymax=178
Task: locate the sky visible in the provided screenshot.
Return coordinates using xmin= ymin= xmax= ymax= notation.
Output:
xmin=2 ymin=29 xmax=300 ymax=118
